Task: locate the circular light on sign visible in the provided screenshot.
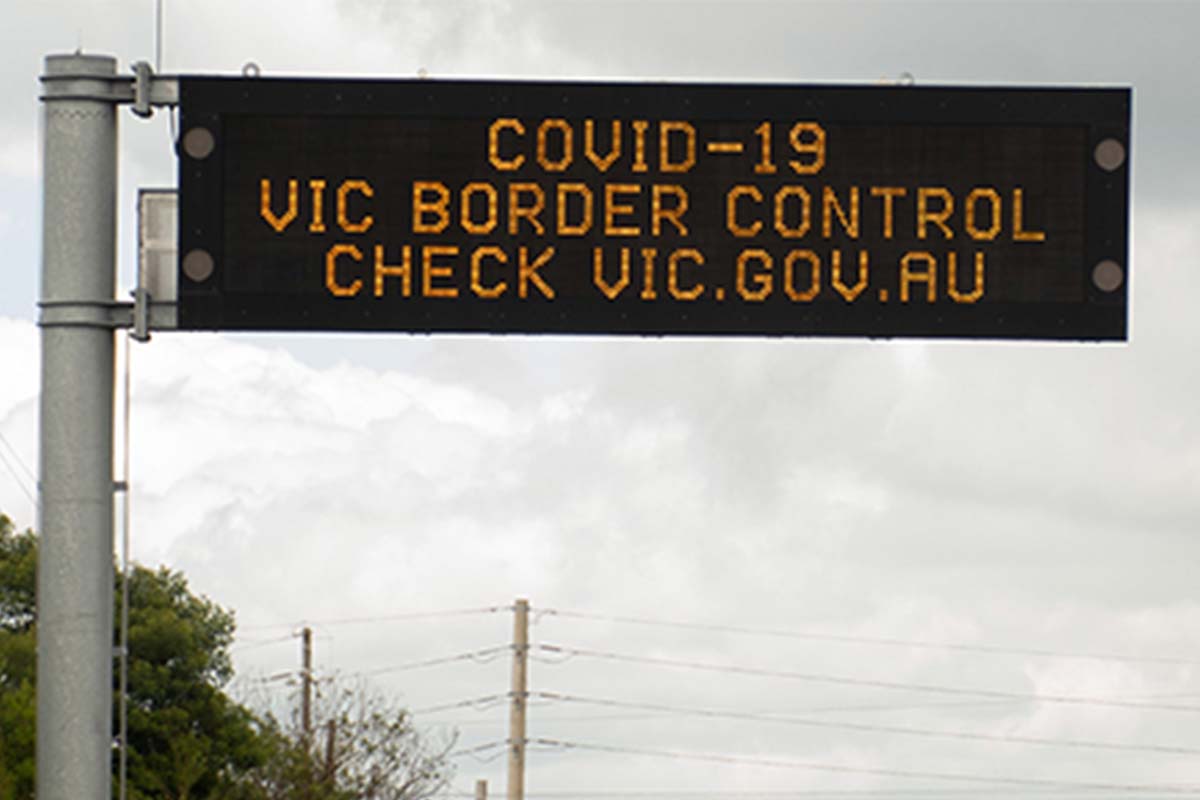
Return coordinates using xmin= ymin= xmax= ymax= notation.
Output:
xmin=1094 ymin=138 xmax=1126 ymax=172
xmin=182 ymin=127 xmax=215 ymax=160
xmin=182 ymin=249 xmax=215 ymax=283
xmin=1092 ymin=259 xmax=1124 ymax=292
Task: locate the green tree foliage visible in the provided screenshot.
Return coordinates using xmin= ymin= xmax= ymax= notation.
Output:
xmin=0 ymin=514 xmax=274 ymax=799
xmin=242 ymin=680 xmax=455 ymax=800
xmin=0 ymin=515 xmax=37 ymax=800
xmin=0 ymin=515 xmax=455 ymax=800
xmin=119 ymin=564 xmax=273 ymax=799
xmin=320 ymin=683 xmax=454 ymax=800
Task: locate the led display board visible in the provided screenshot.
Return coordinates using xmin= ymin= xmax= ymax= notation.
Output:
xmin=177 ymin=77 xmax=1129 ymax=339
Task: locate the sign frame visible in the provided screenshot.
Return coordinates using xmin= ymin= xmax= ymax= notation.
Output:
xmin=178 ymin=77 xmax=1130 ymax=340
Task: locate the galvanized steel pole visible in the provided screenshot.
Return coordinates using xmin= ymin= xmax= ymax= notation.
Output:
xmin=38 ymin=53 xmax=120 ymax=800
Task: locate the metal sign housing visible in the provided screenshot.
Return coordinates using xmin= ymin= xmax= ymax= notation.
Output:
xmin=178 ymin=77 xmax=1130 ymax=339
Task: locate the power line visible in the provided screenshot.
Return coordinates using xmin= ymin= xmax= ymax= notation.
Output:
xmin=410 ymin=694 xmax=509 ymax=716
xmin=235 ymin=606 xmax=505 ymax=632
xmin=533 ymin=690 xmax=1200 ymax=756
xmin=536 ymin=644 xmax=1200 ymax=714
xmin=449 ymin=740 xmax=508 ymax=763
xmin=539 ymin=608 xmax=1200 ymax=667
xmin=358 ymin=645 xmax=508 ymax=677
xmin=529 ymin=737 xmax=1200 ymax=794
xmin=0 ymin=430 xmax=35 ymax=485
xmin=232 ymin=670 xmax=296 ymax=686
xmin=230 ymin=633 xmax=298 ymax=652
xmin=0 ymin=431 xmax=35 ymax=507
xmin=229 ymin=643 xmax=508 ymax=700
xmin=429 ymin=694 xmax=1110 ymax=728
xmin=420 ymin=698 xmax=1019 ymax=727
xmin=410 ymin=687 xmax=580 ymax=721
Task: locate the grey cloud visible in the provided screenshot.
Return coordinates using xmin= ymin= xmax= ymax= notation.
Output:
xmin=506 ymin=1 xmax=1198 ymax=213
xmin=7 ymin=1 xmax=1200 ymax=792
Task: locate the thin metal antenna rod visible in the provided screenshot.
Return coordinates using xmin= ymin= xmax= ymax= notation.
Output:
xmin=155 ymin=0 xmax=163 ymax=73
xmin=118 ymin=332 xmax=133 ymax=800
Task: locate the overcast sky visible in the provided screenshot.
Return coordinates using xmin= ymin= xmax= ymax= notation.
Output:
xmin=3 ymin=1 xmax=1200 ymax=796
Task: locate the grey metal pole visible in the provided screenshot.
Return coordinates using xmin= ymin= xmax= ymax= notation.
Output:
xmin=38 ymin=53 xmax=120 ymax=800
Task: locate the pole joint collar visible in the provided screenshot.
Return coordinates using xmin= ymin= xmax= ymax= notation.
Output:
xmin=41 ymin=57 xmax=178 ymax=110
xmin=39 ymin=299 xmax=134 ymax=329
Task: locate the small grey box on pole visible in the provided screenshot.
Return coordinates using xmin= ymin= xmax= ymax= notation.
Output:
xmin=37 ymin=53 xmax=121 ymax=800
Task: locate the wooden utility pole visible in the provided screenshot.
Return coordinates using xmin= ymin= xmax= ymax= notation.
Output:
xmin=301 ymin=626 xmax=313 ymax=745
xmin=507 ymin=599 xmax=529 ymax=800
xmin=324 ymin=718 xmax=337 ymax=785
xmin=475 ymin=779 xmax=488 ymax=800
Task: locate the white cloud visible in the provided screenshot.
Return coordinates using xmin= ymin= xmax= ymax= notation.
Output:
xmin=52 ymin=192 xmax=1187 ymax=785
xmin=0 ymin=131 xmax=37 ymax=182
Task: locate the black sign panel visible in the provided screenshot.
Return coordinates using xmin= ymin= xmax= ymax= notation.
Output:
xmin=178 ymin=78 xmax=1129 ymax=339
